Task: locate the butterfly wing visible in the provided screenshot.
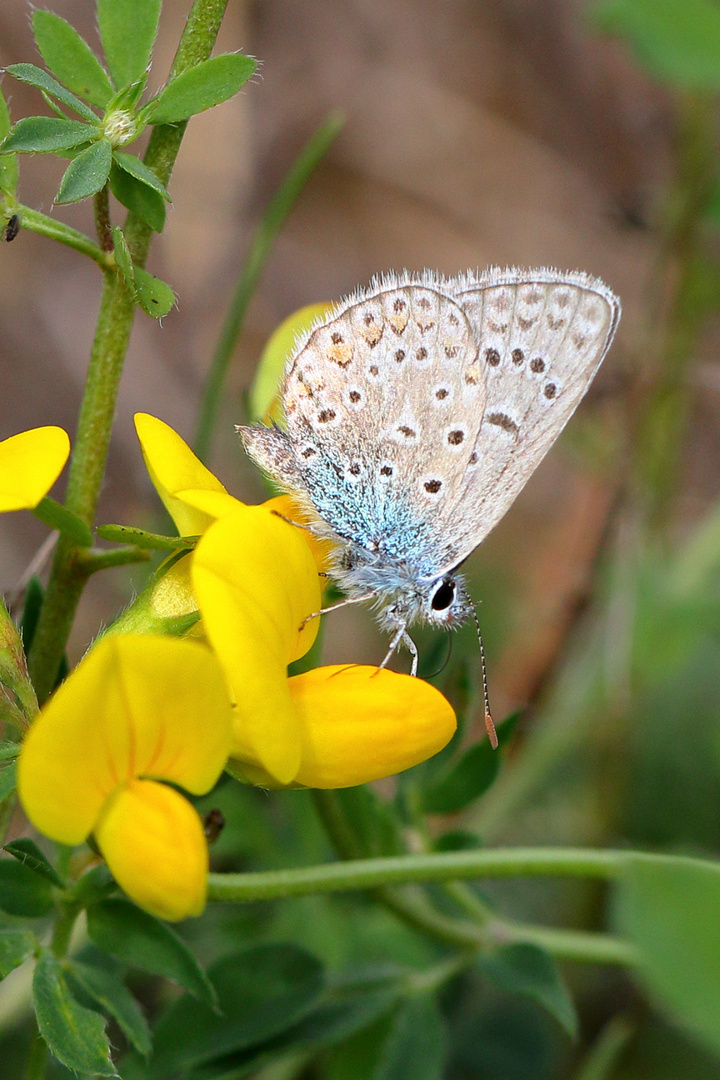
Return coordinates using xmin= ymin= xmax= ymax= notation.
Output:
xmin=435 ymin=267 xmax=620 ymax=570
xmin=275 ymin=275 xmax=488 ymax=572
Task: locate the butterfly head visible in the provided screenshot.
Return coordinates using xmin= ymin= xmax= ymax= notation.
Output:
xmin=422 ymin=574 xmax=473 ymax=630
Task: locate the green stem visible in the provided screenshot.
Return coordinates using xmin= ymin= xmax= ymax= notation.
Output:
xmin=93 ymin=187 xmax=112 ymax=251
xmin=16 ymin=206 xmax=111 ymax=269
xmin=310 ymin=788 xmax=482 ymax=945
xmin=407 ymin=951 xmax=477 ymax=994
xmin=51 ymin=901 xmax=81 ymax=958
xmin=26 ymin=0 xmax=231 ymax=702
xmin=78 ymin=546 xmax=151 ymax=575
xmin=193 ymin=110 xmax=345 ymax=460
xmin=208 ymin=846 xmax=625 ymax=901
xmin=496 ymin=920 xmax=639 ymax=968
xmin=377 ymin=886 xmax=486 ymax=948
xmin=207 ymin=847 xmax=643 ymax=966
xmin=571 ymin=1015 xmax=637 ymax=1080
xmin=23 ymin=1032 xmax=49 ymax=1080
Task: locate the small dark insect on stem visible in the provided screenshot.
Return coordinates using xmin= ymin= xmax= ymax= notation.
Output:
xmin=3 ymin=214 xmax=19 ymax=242
xmin=204 ymin=808 xmax=225 ymax=843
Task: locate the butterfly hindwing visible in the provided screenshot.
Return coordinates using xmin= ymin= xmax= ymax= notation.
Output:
xmin=435 ymin=268 xmax=620 ymax=570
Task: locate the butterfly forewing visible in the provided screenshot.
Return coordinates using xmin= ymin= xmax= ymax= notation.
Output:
xmin=282 ymin=280 xmax=487 ymax=565
xmin=435 ymin=268 xmax=620 ymax=570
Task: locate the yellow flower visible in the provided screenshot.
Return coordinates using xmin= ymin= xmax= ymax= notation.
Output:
xmin=0 ymin=426 xmax=70 ymax=512
xmin=18 ymin=635 xmax=233 ymax=920
xmin=136 ymin=414 xmax=457 ymax=790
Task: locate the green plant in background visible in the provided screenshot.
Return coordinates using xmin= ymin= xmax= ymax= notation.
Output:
xmin=1 ymin=0 xmax=720 ymax=1077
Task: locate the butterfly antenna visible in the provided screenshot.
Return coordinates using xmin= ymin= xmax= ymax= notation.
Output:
xmin=472 ymin=607 xmax=498 ymax=749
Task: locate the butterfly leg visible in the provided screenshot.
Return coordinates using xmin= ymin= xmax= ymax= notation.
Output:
xmin=299 ymin=593 xmax=375 ymax=631
xmin=403 ymin=632 xmax=419 ymax=677
xmin=377 ymin=625 xmax=417 ymax=676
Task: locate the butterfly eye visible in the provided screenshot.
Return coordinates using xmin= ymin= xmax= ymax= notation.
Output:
xmin=431 ymin=579 xmax=456 ymax=611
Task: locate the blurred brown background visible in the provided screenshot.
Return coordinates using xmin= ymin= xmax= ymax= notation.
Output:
xmin=0 ymin=0 xmax=685 ymax=697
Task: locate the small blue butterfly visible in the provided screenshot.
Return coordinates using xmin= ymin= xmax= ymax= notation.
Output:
xmin=239 ymin=267 xmax=620 ymax=742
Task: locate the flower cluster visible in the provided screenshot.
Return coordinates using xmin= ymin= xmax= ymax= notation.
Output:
xmin=8 ymin=416 xmax=456 ymax=920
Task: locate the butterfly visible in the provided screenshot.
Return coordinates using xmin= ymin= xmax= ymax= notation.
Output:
xmin=239 ymin=267 xmax=620 ymax=741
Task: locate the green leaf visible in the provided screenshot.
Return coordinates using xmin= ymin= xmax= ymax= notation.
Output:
xmin=0 ymin=116 xmax=97 ymax=154
xmin=133 ymin=266 xmax=176 ymax=318
xmin=112 ymin=225 xmax=135 ymax=289
xmin=97 ymin=0 xmax=162 ymax=88
xmin=107 ymin=76 xmax=148 ymax=115
xmin=148 ymin=945 xmax=325 ymax=1077
xmin=96 ymin=524 xmax=198 ymax=550
xmin=188 ymin=985 xmax=399 ymax=1080
xmin=374 ymin=995 xmax=448 ymax=1080
xmin=0 ymin=740 xmax=19 ymax=762
xmin=87 ymin=897 xmax=216 ymax=1007
xmin=144 ymin=54 xmax=257 ymax=125
xmin=421 ymin=711 xmax=518 ymax=814
xmin=0 ymin=928 xmax=35 ymax=978
xmin=68 ymin=960 xmax=151 ymax=1057
xmin=33 ymin=948 xmax=115 ymax=1075
xmin=422 ymin=739 xmax=499 ymax=814
xmin=32 ymin=497 xmax=93 ymax=546
xmin=478 ymin=943 xmax=578 ymax=1040
xmin=113 ymin=151 xmax=171 ymax=200
xmin=591 ymin=0 xmax=720 ymax=89
xmin=32 ymin=11 xmax=114 ymax=108
xmin=0 ymin=761 xmax=16 ymax=801
xmin=614 ymin=854 xmax=720 ymax=1055
xmin=0 ymin=856 xmax=53 ymax=916
xmin=109 ymin=160 xmax=166 ymax=232
xmin=331 ymin=787 xmax=404 ymax=858
xmin=0 ymin=85 xmax=18 ymax=198
xmin=20 ymin=576 xmax=44 ymax=656
xmin=4 ymin=62 xmax=98 ymax=122
xmin=56 ymin=137 xmax=112 ymax=203
xmin=71 ymin=864 xmax=117 ymax=907
xmin=3 ymin=838 xmax=65 ymax=888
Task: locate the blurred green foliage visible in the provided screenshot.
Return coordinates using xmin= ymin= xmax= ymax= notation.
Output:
xmin=4 ymin=0 xmax=720 ymax=1077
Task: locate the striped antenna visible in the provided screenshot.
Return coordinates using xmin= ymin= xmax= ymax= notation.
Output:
xmin=473 ymin=607 xmax=498 ymax=749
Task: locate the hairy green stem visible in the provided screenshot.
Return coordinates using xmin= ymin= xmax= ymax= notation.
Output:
xmin=207 ymin=846 xmax=644 ymax=966
xmin=208 ymin=846 xmax=626 ymax=900
xmin=26 ymin=0 xmax=230 ymax=702
xmin=77 ymin=546 xmax=150 ymax=575
xmin=93 ymin=187 xmax=112 ymax=251
xmin=15 ymin=206 xmax=111 ymax=269
xmin=193 ymin=110 xmax=345 ymax=460
xmin=496 ymin=920 xmax=639 ymax=968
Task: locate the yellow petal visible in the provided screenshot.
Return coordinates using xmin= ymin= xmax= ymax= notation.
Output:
xmin=174 ymin=488 xmax=244 ymax=521
xmin=95 ymin=779 xmax=207 ymax=920
xmin=288 ymin=666 xmax=457 ymax=788
xmin=0 ymin=426 xmax=70 ymax=512
xmin=150 ymin=554 xmax=197 ymax=619
xmin=18 ymin=636 xmax=232 ymax=844
xmin=134 ymin=413 xmax=229 ymax=536
xmin=249 ymin=302 xmax=335 ymax=423
xmin=264 ymin=494 xmax=335 ymax=576
xmin=192 ymin=506 xmax=322 ymax=784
